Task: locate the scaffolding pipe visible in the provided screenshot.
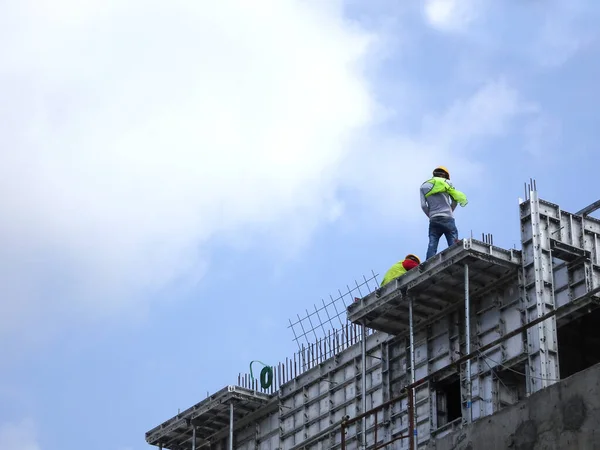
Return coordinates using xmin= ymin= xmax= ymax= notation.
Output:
xmin=338 ymin=288 xmax=600 ymax=450
xmin=405 ymin=288 xmax=600 ymax=392
xmin=361 ymin=323 xmax=367 ymax=449
xmin=576 ymin=198 xmax=600 ymax=217
xmin=192 ymin=427 xmax=197 ymax=450
xmin=341 ymin=413 xmax=408 ymax=450
xmin=342 ymin=396 xmax=405 ymax=427
xmin=229 ymin=402 xmax=234 ymax=450
xmin=408 ymin=387 xmax=415 ymax=450
xmin=465 ymin=264 xmax=472 ymax=423
xmin=408 ymin=297 xmax=417 ymax=447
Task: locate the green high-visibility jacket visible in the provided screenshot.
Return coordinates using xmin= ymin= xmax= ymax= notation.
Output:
xmin=424 ymin=177 xmax=468 ymax=207
xmin=381 ymin=260 xmax=408 ymax=286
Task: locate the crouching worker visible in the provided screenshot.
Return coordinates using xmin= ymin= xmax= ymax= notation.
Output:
xmin=380 ymin=254 xmax=421 ymax=287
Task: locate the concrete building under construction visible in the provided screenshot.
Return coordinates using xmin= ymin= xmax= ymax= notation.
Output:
xmin=144 ymin=182 xmax=600 ymax=450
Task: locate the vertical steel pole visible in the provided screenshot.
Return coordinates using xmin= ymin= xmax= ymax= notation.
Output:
xmin=409 ymin=297 xmax=417 ymax=446
xmin=408 ymin=387 xmax=415 ymax=450
xmin=229 ymin=402 xmax=234 ymax=450
xmin=361 ymin=322 xmax=367 ymax=449
xmin=464 ymin=264 xmax=472 ymax=423
xmin=192 ymin=426 xmax=197 ymax=450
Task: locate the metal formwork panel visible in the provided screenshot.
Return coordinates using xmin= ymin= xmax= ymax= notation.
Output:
xmin=520 ymin=192 xmax=600 ymax=394
xmin=414 ymin=383 xmax=431 ymax=446
xmin=423 ymin=315 xmax=458 ymax=443
xmin=469 ymin=279 xmax=526 ymax=419
xmin=538 ymin=198 xmax=600 ymax=307
xmin=470 ymin=374 xmax=494 ymax=421
xmin=428 ymin=319 xmax=453 ymax=373
xmin=233 ymin=412 xmax=279 ymax=450
xmin=381 ymin=310 xmax=464 ymax=446
xmin=259 ymin=414 xmax=280 ymax=450
xmin=387 ymin=337 xmax=412 ymax=448
xmin=278 ymin=332 xmax=388 ymax=450
xmin=413 ymin=329 xmax=429 ymax=381
xmin=389 ymin=337 xmax=409 ymax=397
xmin=236 ymin=426 xmax=255 ymax=450
xmin=520 ymin=190 xmax=560 ymax=393
xmin=145 ymin=190 xmax=600 ymax=450
xmin=207 ymin=410 xmax=279 ymax=450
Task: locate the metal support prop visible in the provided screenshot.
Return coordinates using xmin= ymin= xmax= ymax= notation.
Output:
xmin=192 ymin=427 xmax=197 ymax=450
xmin=576 ymin=198 xmax=600 ymax=217
xmin=341 ymin=403 xmax=409 ymax=450
xmin=408 ymin=387 xmax=415 ymax=450
xmin=525 ymin=188 xmax=560 ymax=393
xmin=464 ymin=264 xmax=472 ymax=423
xmin=408 ymin=297 xmax=417 ymax=447
xmin=337 ymin=288 xmax=600 ymax=450
xmin=361 ymin=322 xmax=367 ymax=449
xmin=229 ymin=402 xmax=234 ymax=450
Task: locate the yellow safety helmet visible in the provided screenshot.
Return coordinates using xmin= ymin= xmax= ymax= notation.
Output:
xmin=405 ymin=254 xmax=421 ymax=264
xmin=433 ymin=166 xmax=450 ymax=179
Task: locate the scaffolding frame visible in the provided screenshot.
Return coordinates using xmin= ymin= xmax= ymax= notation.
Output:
xmin=335 ymin=278 xmax=600 ymax=450
xmin=145 ymin=181 xmax=600 ymax=450
xmin=342 ymin=183 xmax=600 ymax=448
xmin=347 ymin=239 xmax=522 ymax=336
xmin=145 ymin=386 xmax=272 ymax=450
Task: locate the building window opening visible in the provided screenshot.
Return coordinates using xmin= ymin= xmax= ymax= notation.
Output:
xmin=558 ymin=306 xmax=600 ymax=379
xmin=435 ymin=376 xmax=462 ymax=428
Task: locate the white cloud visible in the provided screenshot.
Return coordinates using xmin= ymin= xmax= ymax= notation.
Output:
xmin=422 ymin=0 xmax=599 ymax=67
xmin=0 ymin=1 xmax=539 ymax=341
xmin=531 ymin=1 xmax=598 ymax=68
xmin=522 ymin=114 xmax=563 ymax=159
xmin=0 ymin=0 xmax=376 ymax=335
xmin=339 ymin=78 xmax=534 ymax=225
xmin=0 ymin=419 xmax=41 ymax=450
xmin=423 ymin=0 xmax=480 ymax=32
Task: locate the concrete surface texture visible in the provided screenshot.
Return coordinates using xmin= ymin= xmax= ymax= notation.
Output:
xmin=427 ymin=362 xmax=600 ymax=450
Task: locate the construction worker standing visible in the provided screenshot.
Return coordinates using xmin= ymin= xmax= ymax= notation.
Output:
xmin=420 ymin=166 xmax=468 ymax=260
xmin=381 ymin=254 xmax=421 ymax=287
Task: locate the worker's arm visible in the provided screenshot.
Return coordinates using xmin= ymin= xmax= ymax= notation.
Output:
xmin=446 ymin=182 xmax=468 ymax=207
xmin=420 ymin=184 xmax=430 ymax=217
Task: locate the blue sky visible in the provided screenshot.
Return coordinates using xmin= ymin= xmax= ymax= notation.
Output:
xmin=1 ymin=1 xmax=600 ymax=449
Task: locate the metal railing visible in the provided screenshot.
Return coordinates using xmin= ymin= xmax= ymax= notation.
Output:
xmin=236 ymin=271 xmax=380 ymax=394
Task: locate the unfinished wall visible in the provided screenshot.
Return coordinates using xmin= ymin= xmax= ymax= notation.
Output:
xmin=426 ymin=361 xmax=600 ymax=450
xmin=274 ymin=281 xmax=531 ymax=450
xmin=212 ymin=410 xmax=280 ymax=450
xmin=150 ymin=192 xmax=600 ymax=450
xmin=278 ymin=331 xmax=389 ymax=450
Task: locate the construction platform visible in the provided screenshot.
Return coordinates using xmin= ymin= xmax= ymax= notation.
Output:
xmin=145 ymin=386 xmax=273 ymax=449
xmin=144 ymin=184 xmax=600 ymax=450
xmin=347 ymin=238 xmax=521 ymax=335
